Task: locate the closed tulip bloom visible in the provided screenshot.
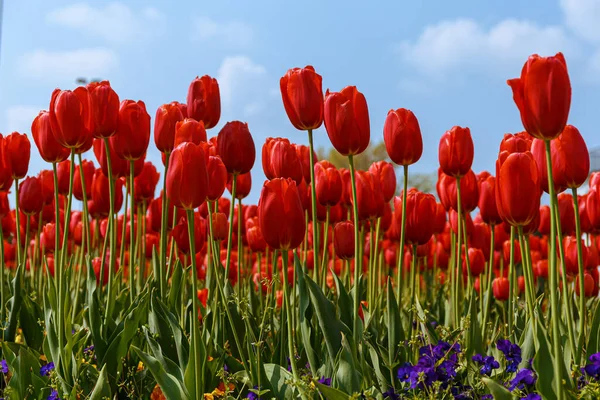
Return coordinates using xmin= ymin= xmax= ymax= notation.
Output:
xmin=469 ymin=223 xmax=491 ymax=260
xmin=586 ymin=188 xmax=600 ymax=232
xmin=464 ymin=247 xmax=486 ymax=277
xmin=334 ymin=221 xmax=355 ymax=260
xmin=324 ymin=86 xmax=370 ymax=156
xmin=432 ymin=203 xmax=447 ymax=234
xmin=262 ymin=137 xmax=303 ymax=184
xmin=174 ymin=118 xmax=207 ymax=148
xmin=246 ymin=217 xmax=267 ymax=253
xmin=167 ymin=142 xmax=209 ymax=210
xmin=591 ymin=172 xmax=600 ymax=189
xmin=443 ymin=169 xmax=479 ymax=212
xmin=217 ymin=121 xmax=255 ymax=175
xmin=112 ymin=100 xmax=151 ymax=161
xmin=206 ymin=156 xmax=227 ymax=201
xmin=154 ymin=102 xmax=185 ymax=153
xmin=171 ymin=214 xmax=206 ymax=255
xmin=478 ymin=175 xmax=502 ymax=225
xmin=508 ymin=53 xmax=571 ymax=140
xmin=19 ymin=177 xmax=44 ymax=215
xmin=37 ymin=170 xmax=54 ymax=205
xmin=563 ymin=236 xmax=588 ymax=275
xmin=499 ymin=132 xmax=531 ymax=154
xmin=355 ymin=170 xmax=385 ymax=220
xmin=0 ymin=136 xmax=12 ymax=191
xmin=56 ymin=160 xmax=71 ymax=195
xmin=493 ymin=277 xmax=510 ymax=301
xmin=557 ymin=193 xmax=575 ymax=235
xmin=258 ymin=178 xmax=305 ymax=250
xmin=87 ymin=81 xmax=119 ymax=138
xmin=550 ymin=125 xmax=589 ymax=189
xmin=49 ymin=86 xmax=93 ymax=149
xmin=439 ymin=126 xmax=474 ymax=178
xmin=280 ymin=66 xmax=324 ymax=131
xmin=210 ymin=212 xmax=228 ymax=241
xmin=576 ymin=273 xmax=595 ymax=297
xmin=450 ymin=209 xmax=474 ymax=236
xmin=436 ymin=170 xmax=453 ymax=211
xmin=531 ymin=138 xmax=567 ymax=194
xmin=495 ymin=151 xmax=541 ymax=226
xmin=73 ymin=159 xmax=95 ymax=201
xmin=579 ymin=194 xmax=593 ymax=234
xmin=31 ymin=111 xmax=70 ymax=164
xmin=93 ymin=138 xmax=129 ymax=178
xmin=133 ymin=162 xmax=160 ymax=203
xmin=40 ymin=223 xmax=61 ymax=254
xmin=402 ymin=189 xmax=437 ymax=245
xmin=368 ymin=161 xmax=396 ymax=202
xmin=314 ymin=161 xmax=342 ymax=207
xmin=227 ymin=172 xmax=251 ymax=200
xmin=186 ymin=75 xmax=221 ymax=129
xmin=293 ymin=144 xmax=318 ymax=183
xmin=91 ymin=169 xmax=124 ymax=215
xmin=5 ymin=132 xmax=30 ymax=179
xmin=538 ymin=205 xmax=551 ymax=235
xmin=383 ymin=108 xmax=423 ymax=166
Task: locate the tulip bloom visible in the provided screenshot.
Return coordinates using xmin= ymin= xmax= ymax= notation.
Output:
xmin=508 ymin=52 xmax=571 ymax=140
xmin=211 ymin=212 xmax=228 ymax=241
xmin=112 ymin=100 xmax=151 ymax=161
xmin=93 ymin=138 xmax=129 ymax=178
xmin=334 ymin=221 xmax=355 ymax=260
xmin=563 ymin=236 xmax=588 ymax=275
xmin=495 ymin=151 xmax=541 ymax=226
xmin=258 ymin=178 xmax=305 ymax=250
xmin=73 ymin=159 xmax=95 ymax=201
xmin=91 ymin=169 xmax=124 ymax=216
xmin=550 ymin=125 xmax=589 ymax=189
xmin=32 ymin=111 xmax=70 ymax=164
xmin=280 ymin=66 xmax=324 ymax=131
xmin=314 ymin=161 xmax=342 ymax=207
xmin=5 ymin=132 xmax=30 ymax=180
xmin=293 ymin=144 xmax=318 ymax=183
xmin=439 ymin=169 xmax=479 ymax=213
xmin=227 ymin=172 xmax=251 ymax=200
xmin=478 ymin=175 xmax=502 ymax=225
xmin=499 ymin=132 xmax=531 ymax=154
xmin=154 ymin=102 xmax=185 ymax=153
xmin=186 ymin=75 xmax=221 ymax=129
xmin=49 ymin=86 xmax=93 ymax=149
xmin=438 ymin=126 xmax=474 ymax=178
xmin=206 ymin=156 xmax=228 ymax=201
xmin=217 ymin=121 xmax=255 ymax=175
xmin=368 ymin=161 xmax=396 ymax=203
xmin=557 ymin=193 xmax=575 ymax=235
xmin=383 ymin=108 xmax=423 ymax=166
xmin=262 ymin=137 xmax=303 ymax=185
xmin=400 ymin=189 xmax=437 ymax=245
xmin=586 ymin=188 xmax=600 ymax=232
xmin=493 ymin=277 xmax=510 ymax=301
xmin=355 ymin=170 xmax=384 ymax=221
xmin=167 ymin=142 xmax=209 ymax=210
xmin=174 ymin=118 xmax=207 ymax=148
xmin=576 ymin=273 xmax=595 ymax=297
xmin=133 ymin=162 xmax=160 ymax=204
xmin=87 ymin=81 xmax=119 ymax=138
xmin=18 ymin=177 xmax=44 ymax=215
xmin=324 ymin=86 xmax=370 ymax=156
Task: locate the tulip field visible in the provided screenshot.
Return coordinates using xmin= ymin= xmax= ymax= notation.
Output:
xmin=0 ymin=51 xmax=597 ymax=400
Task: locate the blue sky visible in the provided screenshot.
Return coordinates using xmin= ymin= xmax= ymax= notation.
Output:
xmin=1 ymin=0 xmax=599 ymax=203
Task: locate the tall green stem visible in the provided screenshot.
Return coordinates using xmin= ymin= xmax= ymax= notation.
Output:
xmin=482 ymin=224 xmax=495 ymax=337
xmin=572 ymin=187 xmax=586 ymax=365
xmin=185 ymin=209 xmax=202 ymax=400
xmin=159 ymin=151 xmax=171 ymax=298
xmin=320 ymin=207 xmax=330 ymax=292
xmin=14 ymin=179 xmax=21 ymax=266
xmin=396 ymin=165 xmax=408 ymax=302
xmin=508 ymin=227 xmax=515 ymax=337
xmin=77 ymin=154 xmax=91 ymax=257
xmin=544 ymin=139 xmax=564 ymax=400
xmin=410 ymin=244 xmax=418 ymax=340
xmin=102 ymin=138 xmax=117 ymax=322
xmin=517 ymin=226 xmax=536 ymax=326
xmin=307 ymin=129 xmax=320 ymax=286
xmin=281 ymin=251 xmax=299 ymax=381
xmin=224 ymin=174 xmax=237 ymax=283
xmin=129 ymin=161 xmax=136 ymax=303
xmin=455 ymin=176 xmax=463 ymax=328
xmin=348 ymin=155 xmax=361 ymax=342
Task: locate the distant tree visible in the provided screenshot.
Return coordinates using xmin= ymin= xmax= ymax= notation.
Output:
xmin=318 ymin=141 xmax=437 ymax=194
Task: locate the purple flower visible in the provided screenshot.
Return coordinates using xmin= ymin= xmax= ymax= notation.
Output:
xmin=0 ymin=359 xmax=8 ymax=374
xmin=397 ymin=362 xmax=413 ymax=382
xmin=521 ymin=394 xmax=541 ymax=400
xmin=223 ymin=363 xmax=229 ymax=373
xmin=40 ymin=362 xmax=55 ymax=377
xmin=383 ymin=388 xmax=399 ymax=399
xmin=509 ymin=369 xmax=537 ymax=391
xmin=47 ymin=390 xmax=59 ymax=400
xmin=583 ymin=352 xmax=600 ymax=380
xmin=317 ymin=376 xmax=331 ymax=386
xmin=472 ymin=354 xmax=500 ymax=376
xmin=481 ymin=395 xmax=493 ymax=400
xmin=497 ymin=339 xmax=521 ymax=373
xmin=247 ymin=386 xmax=259 ymax=400
xmin=84 ymin=345 xmax=94 ymax=354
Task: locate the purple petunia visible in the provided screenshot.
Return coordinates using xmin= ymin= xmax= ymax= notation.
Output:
xmin=0 ymin=359 xmax=7 ymax=374
xmin=47 ymin=390 xmax=59 ymax=400
xmin=509 ymin=369 xmax=537 ymax=391
xmin=247 ymin=386 xmax=259 ymax=400
xmin=497 ymin=339 xmax=522 ymax=373
xmin=317 ymin=376 xmax=331 ymax=386
xmin=472 ymin=354 xmax=500 ymax=376
xmin=583 ymin=352 xmax=600 ymax=380
xmin=40 ymin=362 xmax=55 ymax=377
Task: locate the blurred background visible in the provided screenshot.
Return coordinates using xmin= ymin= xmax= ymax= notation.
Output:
xmin=0 ymin=0 xmax=598 ymax=203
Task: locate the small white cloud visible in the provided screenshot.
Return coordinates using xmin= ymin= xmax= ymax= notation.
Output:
xmin=46 ymin=2 xmax=164 ymax=43
xmin=217 ymin=56 xmax=267 ymax=107
xmin=4 ymin=106 xmax=42 ymax=134
xmin=193 ymin=16 xmax=254 ymax=47
xmin=19 ymin=48 xmax=118 ymax=82
xmin=561 ymin=0 xmax=600 ymax=43
xmin=397 ymin=18 xmax=575 ymax=77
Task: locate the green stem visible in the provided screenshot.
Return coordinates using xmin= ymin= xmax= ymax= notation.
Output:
xmin=544 ymin=139 xmax=564 ymax=400
xmin=307 ymin=129 xmax=320 ymax=286
xmin=281 ymin=251 xmax=299 ymax=381
xmin=410 ymin=244 xmax=418 ymax=340
xmin=482 ymin=224 xmax=495 ymax=337
xmin=185 ymin=209 xmax=202 ymax=400
xmin=320 ymin=207 xmax=330 ymax=292
xmin=236 ymin=198 xmax=243 ymax=299
xmin=348 ymin=155 xmax=361 ymax=342
xmin=14 ymin=179 xmax=21 ymax=267
xmin=159 ymin=151 xmax=171 ymax=298
xmin=129 ymin=161 xmax=136 ymax=304
xmin=508 ymin=227 xmax=515 ymax=338
xmin=572 ymin=187 xmax=587 ymax=365
xmin=77 ymin=154 xmax=91 ymax=259
xmin=517 ymin=226 xmax=536 ymax=326
xmin=396 ymin=165 xmax=408 ymax=302
xmin=103 ymin=138 xmax=117 ymax=322
xmin=224 ymin=173 xmax=237 ymax=283
xmin=455 ymin=176 xmax=463 ymax=328
xmin=59 ymin=151 xmax=76 ymax=343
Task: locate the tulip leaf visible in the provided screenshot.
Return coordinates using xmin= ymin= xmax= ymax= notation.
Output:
xmin=132 ymin=346 xmax=190 ymax=400
xmin=482 ymin=377 xmax=512 ymax=400
xmin=587 ymin=301 xmax=600 ymax=356
xmin=89 ymin=365 xmax=112 ymax=400
xmin=332 ymin=272 xmax=353 ymax=332
xmin=316 ymin=381 xmax=350 ymax=400
xmin=263 ymin=363 xmax=295 ymax=399
xmin=334 ymin=333 xmax=361 ymax=395
xmin=294 ymin=255 xmax=319 ymax=376
xmin=534 ymin=321 xmax=557 ymax=400
xmin=5 ymin=266 xmax=23 ymax=342
xmin=386 ymin=278 xmax=402 ymax=364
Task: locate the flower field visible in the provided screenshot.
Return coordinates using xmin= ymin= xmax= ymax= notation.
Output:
xmin=0 ymin=52 xmax=597 ymax=400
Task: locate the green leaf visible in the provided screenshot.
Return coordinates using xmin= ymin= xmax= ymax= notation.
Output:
xmin=132 ymin=346 xmax=190 ymax=400
xmin=19 ymin=293 xmax=44 ymax=351
xmin=263 ymin=363 xmax=295 ymax=398
xmin=315 ymin=382 xmax=350 ymax=400
xmin=588 ymin=301 xmax=600 ymax=355
xmin=294 ymin=255 xmax=319 ymax=376
xmin=88 ymin=365 xmax=112 ymax=400
xmin=482 ymin=377 xmax=512 ymax=400
xmin=386 ymin=278 xmax=402 ymax=364
xmin=334 ymin=333 xmax=361 ymax=395
xmin=4 ymin=266 xmax=23 ymax=342
xmin=534 ymin=321 xmax=557 ymax=400
xmin=332 ymin=272 xmax=353 ymax=330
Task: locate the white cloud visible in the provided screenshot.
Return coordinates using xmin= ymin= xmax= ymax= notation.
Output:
xmin=4 ymin=106 xmax=41 ymax=133
xmin=19 ymin=48 xmax=118 ymax=82
xmin=397 ymin=18 xmax=575 ymax=77
xmin=46 ymin=2 xmax=164 ymax=43
xmin=193 ymin=16 xmax=254 ymax=47
xmin=217 ymin=56 xmax=267 ymax=108
xmin=561 ymin=0 xmax=600 ymax=43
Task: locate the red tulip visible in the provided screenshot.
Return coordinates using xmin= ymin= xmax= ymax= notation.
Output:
xmin=186 ymin=75 xmax=221 ymax=129
xmin=280 ymin=66 xmax=324 ymax=131
xmin=551 ymin=125 xmax=589 ymax=189
xmin=499 ymin=132 xmax=531 ymax=154
xmin=174 ymin=118 xmax=207 ymax=148
xmin=258 ymin=178 xmax=305 ymax=250
xmin=154 ymin=102 xmax=185 ymax=153
xmin=563 ymin=236 xmax=587 ymax=275
xmin=31 ymin=111 xmax=70 ymax=164
xmin=579 ymin=194 xmax=593 ymax=234
xmin=576 ymin=272 xmax=595 ymax=297
xmin=401 ymin=189 xmax=437 ymax=245
xmin=19 ymin=177 xmax=44 ymax=215
xmin=227 ymin=172 xmax=251 ymax=200
xmin=368 ymin=161 xmax=396 ymax=203
xmin=355 ymin=171 xmax=384 ymax=221
xmin=206 ymin=156 xmax=227 ymax=202
xmin=324 ymin=86 xmax=370 ymax=156
xmin=334 ymin=221 xmax=355 ymax=260
xmin=492 ymin=277 xmax=510 ymax=301
xmin=478 ymin=175 xmax=502 ymax=225
xmin=5 ymin=132 xmax=30 ymax=180
xmin=557 ymin=193 xmax=575 ymax=235
xmin=441 ymin=169 xmax=479 ymax=213
xmin=469 ymin=222 xmax=491 ymax=261
xmin=495 ymin=151 xmax=541 ymax=226
xmin=49 ymin=86 xmax=93 ymax=149
xmin=40 ymin=223 xmax=61 ymax=254
xmin=464 ymin=247 xmax=485 ymax=277
xmin=262 ymin=137 xmax=303 ymax=184
xmin=508 ymin=52 xmax=571 ymax=140
xmin=246 ymin=217 xmax=267 ymax=253
xmin=587 ymin=187 xmax=600 ymax=232
xmin=73 ymin=159 xmax=95 ymax=201
xmin=167 ymin=142 xmax=208 ymax=210
xmin=293 ymin=144 xmax=318 ymax=183
xmin=133 ymin=162 xmax=160 ymax=204
xmin=87 ymin=81 xmax=119 ymax=138
xmin=314 ymin=161 xmax=342 ymax=207
xmin=531 ymin=138 xmax=566 ymax=194
xmin=112 ymin=100 xmax=151 ymax=161
xmin=383 ymin=108 xmax=423 ymax=166
xmin=211 ymin=212 xmax=228 ymax=241
xmin=171 ymin=214 xmax=206 ymax=255
xmin=432 ymin=203 xmax=447 ymax=234
xmin=538 ymin=205 xmax=551 ymax=235
xmin=91 ymin=169 xmax=124 ymax=216
xmin=38 ymin=170 xmax=55 ymax=205
xmin=217 ymin=121 xmax=255 ymax=175
xmin=93 ymin=138 xmax=129 ymax=178
xmin=438 ymin=126 xmax=474 ymax=178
